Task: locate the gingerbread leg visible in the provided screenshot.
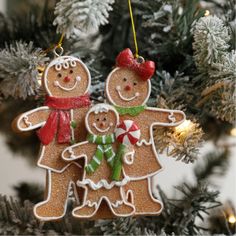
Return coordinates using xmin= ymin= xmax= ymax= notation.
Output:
xmin=108 ymin=187 xmax=135 ymax=217
xmin=34 ymin=162 xmax=83 ymax=221
xmin=125 ymin=178 xmax=163 ymax=215
xmin=72 ymin=187 xmax=100 ymax=218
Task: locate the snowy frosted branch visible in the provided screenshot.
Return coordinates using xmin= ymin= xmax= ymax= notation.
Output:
xmin=193 ymin=15 xmax=230 ymax=72
xmin=54 ymin=0 xmax=114 ymax=38
xmin=193 ymin=16 xmax=236 ymax=123
xmin=0 ymin=42 xmax=48 ymax=100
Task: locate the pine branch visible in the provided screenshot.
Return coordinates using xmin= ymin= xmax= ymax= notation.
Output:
xmin=0 ymin=195 xmax=88 ymax=235
xmin=54 ymin=0 xmax=115 ymax=38
xmin=193 ymin=15 xmax=236 ymax=124
xmin=194 ymin=149 xmax=229 ymax=182
xmin=0 ymin=41 xmax=48 ymax=100
xmin=0 ymin=1 xmax=58 ymax=49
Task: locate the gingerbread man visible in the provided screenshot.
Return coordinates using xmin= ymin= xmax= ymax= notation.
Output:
xmin=105 ymin=48 xmax=186 ymax=215
xmin=13 ymin=56 xmax=91 ymax=220
xmin=62 ymin=104 xmax=135 ymax=218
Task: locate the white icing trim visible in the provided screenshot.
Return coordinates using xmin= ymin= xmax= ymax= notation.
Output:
xmin=77 ymin=176 xmax=130 ymax=190
xmin=43 ymin=56 xmax=91 ymax=96
xmin=136 ymin=139 xmax=152 ymax=146
xmin=33 ymin=162 xmax=82 ymax=221
xmin=53 ymin=80 xmax=78 ymax=91
xmin=72 ymin=185 xmax=135 ymax=218
xmin=62 ymin=141 xmax=89 ymax=162
xmin=123 ymin=148 xmax=135 ymax=165
xmin=70 ymin=109 xmax=75 ymax=141
xmin=105 ymin=67 xmax=151 ymax=106
xmin=23 ymin=116 xmax=32 ymax=127
xmin=92 ymin=123 xmax=111 ymax=133
xmin=116 ymin=86 xmax=140 ymax=101
xmin=85 ymin=104 xmax=119 ymax=135
xmin=16 ymin=106 xmax=49 ymax=131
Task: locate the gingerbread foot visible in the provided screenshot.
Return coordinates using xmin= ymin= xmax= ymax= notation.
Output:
xmin=125 ymin=178 xmax=163 ymax=216
xmin=72 ymin=202 xmax=97 ymax=218
xmin=110 ymin=201 xmax=135 ymax=217
xmin=34 ymin=200 xmax=66 ymax=220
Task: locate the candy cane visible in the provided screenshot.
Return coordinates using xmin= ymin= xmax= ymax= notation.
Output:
xmin=112 ymin=120 xmax=141 ymax=181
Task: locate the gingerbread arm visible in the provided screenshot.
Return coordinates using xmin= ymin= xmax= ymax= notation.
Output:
xmin=62 ymin=141 xmax=90 ymax=162
xmin=145 ymin=107 xmax=186 ymax=127
xmin=13 ymin=106 xmax=50 ymax=132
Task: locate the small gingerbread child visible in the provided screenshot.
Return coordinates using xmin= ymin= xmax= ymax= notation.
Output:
xmin=13 ymin=55 xmax=91 ymax=220
xmin=105 ymin=48 xmax=186 ymax=215
xmin=62 ymin=104 xmax=135 ymax=218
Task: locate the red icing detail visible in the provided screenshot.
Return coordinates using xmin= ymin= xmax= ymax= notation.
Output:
xmin=116 ymin=48 xmax=155 ymax=81
xmin=117 ymin=121 xmax=127 ymax=130
xmin=129 ymin=123 xmax=139 ymax=132
xmin=64 ymin=76 xmax=71 ymax=82
xmin=125 ymin=85 xmax=132 ymax=91
xmin=100 ymin=122 xmax=105 ymax=127
xmin=127 ymin=133 xmax=138 ymax=145
xmin=117 ymin=132 xmax=125 ymax=143
xmin=37 ymin=95 xmax=91 ymax=145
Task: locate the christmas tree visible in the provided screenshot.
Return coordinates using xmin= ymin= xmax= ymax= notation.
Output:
xmin=0 ymin=0 xmax=235 ymax=235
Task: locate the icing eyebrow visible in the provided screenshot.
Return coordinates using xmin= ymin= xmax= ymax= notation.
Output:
xmin=55 ymin=64 xmax=62 ymax=71
xmin=70 ymin=60 xmax=76 ymax=67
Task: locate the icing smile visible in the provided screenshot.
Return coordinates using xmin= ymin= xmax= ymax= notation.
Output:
xmin=93 ymin=123 xmax=113 ymax=133
xmin=116 ymin=86 xmax=139 ymax=101
xmin=53 ymin=80 xmax=77 ymax=91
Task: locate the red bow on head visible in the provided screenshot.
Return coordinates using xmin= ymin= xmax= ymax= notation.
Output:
xmin=116 ymin=48 xmax=155 ymax=81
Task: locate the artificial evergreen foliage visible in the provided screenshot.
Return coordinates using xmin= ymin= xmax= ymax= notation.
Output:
xmin=0 ymin=0 xmax=235 ymax=234
xmin=0 ymin=41 xmax=48 ymax=99
xmin=54 ymin=0 xmax=115 ymax=38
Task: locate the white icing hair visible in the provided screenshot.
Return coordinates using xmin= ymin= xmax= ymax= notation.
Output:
xmin=43 ymin=55 xmax=91 ymax=96
xmin=46 ymin=56 xmax=77 ymax=71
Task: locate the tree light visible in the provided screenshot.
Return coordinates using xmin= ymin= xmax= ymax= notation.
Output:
xmin=204 ymin=10 xmax=210 ymax=16
xmin=230 ymin=128 xmax=236 ymax=136
xmin=175 ymin=120 xmax=192 ymax=133
xmin=228 ymin=214 xmax=236 ymax=224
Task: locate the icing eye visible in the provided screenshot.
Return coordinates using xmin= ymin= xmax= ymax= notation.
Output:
xmin=103 ymin=117 xmax=107 ymax=121
xmin=96 ymin=118 xmax=100 ymax=122
xmin=70 ymin=70 xmax=73 ymax=74
xmin=123 ymin=78 xmax=127 ymax=82
xmin=57 ymin=73 xmax=62 ymax=78
xmin=133 ymin=81 xmax=137 ymax=86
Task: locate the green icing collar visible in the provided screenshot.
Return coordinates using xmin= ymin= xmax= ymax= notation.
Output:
xmin=114 ymin=105 xmax=146 ymax=116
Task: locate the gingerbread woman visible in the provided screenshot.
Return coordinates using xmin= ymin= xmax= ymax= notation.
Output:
xmin=105 ymin=48 xmax=186 ymax=215
xmin=62 ymin=104 xmax=135 ymax=218
xmin=13 ymin=56 xmax=91 ymax=220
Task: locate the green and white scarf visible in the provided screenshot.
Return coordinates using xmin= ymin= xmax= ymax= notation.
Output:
xmin=85 ymin=133 xmax=116 ymax=174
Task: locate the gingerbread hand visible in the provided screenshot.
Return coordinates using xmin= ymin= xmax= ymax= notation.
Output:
xmin=13 ymin=106 xmax=50 ymax=132
xmin=62 ymin=141 xmax=89 ymax=161
xmin=145 ymin=108 xmax=186 ymax=127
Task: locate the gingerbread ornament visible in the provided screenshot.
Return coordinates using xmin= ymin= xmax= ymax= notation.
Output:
xmin=62 ymin=104 xmax=135 ymax=218
xmin=13 ymin=55 xmax=92 ymax=220
xmin=105 ymin=48 xmax=186 ymax=215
